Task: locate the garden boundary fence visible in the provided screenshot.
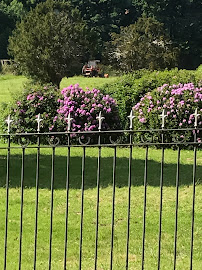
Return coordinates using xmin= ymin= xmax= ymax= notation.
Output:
xmin=1 ymin=110 xmax=202 ymax=270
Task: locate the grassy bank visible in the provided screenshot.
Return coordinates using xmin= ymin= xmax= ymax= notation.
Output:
xmin=0 ymin=146 xmax=201 ymax=269
xmin=0 ymin=74 xmax=116 ymax=105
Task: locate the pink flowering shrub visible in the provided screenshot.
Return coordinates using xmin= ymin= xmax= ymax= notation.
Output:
xmin=1 ymin=83 xmax=121 ymax=143
xmin=2 ymin=84 xmax=60 ymax=136
xmin=51 ymin=84 xmax=121 ymax=134
xmin=133 ymin=83 xmax=202 ymax=143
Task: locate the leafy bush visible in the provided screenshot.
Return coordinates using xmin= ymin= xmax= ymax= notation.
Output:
xmin=0 ymin=84 xmax=60 ymax=136
xmin=52 ymin=84 xmax=121 ymax=135
xmin=133 ymin=83 xmax=202 ymax=143
xmin=101 ymin=68 xmax=201 ymax=128
xmin=100 ymin=69 xmax=150 ymax=128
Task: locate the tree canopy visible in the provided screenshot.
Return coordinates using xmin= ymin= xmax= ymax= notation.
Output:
xmin=66 ymin=0 xmax=138 ymax=58
xmin=0 ymin=0 xmax=43 ymax=58
xmin=0 ymin=0 xmax=202 ymax=69
xmin=131 ymin=0 xmax=202 ymax=69
xmin=108 ymin=17 xmax=178 ymax=71
xmin=8 ymin=0 xmax=92 ymax=87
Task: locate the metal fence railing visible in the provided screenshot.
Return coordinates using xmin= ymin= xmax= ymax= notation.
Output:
xmin=0 ymin=110 xmax=201 ymax=270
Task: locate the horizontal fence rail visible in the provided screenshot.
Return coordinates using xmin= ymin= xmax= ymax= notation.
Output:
xmin=0 ymin=110 xmax=201 ymax=269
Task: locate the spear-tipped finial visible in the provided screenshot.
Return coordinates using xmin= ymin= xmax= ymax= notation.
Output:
xmin=128 ymin=110 xmax=135 ymax=130
xmin=5 ymin=115 xmax=13 ymax=133
xmin=160 ymin=109 xmax=167 ymax=128
xmin=96 ymin=111 xmax=105 ymax=131
xmin=36 ymin=114 xmax=43 ymax=132
xmin=67 ymin=113 xmax=73 ymax=132
xmin=193 ymin=108 xmax=200 ymax=128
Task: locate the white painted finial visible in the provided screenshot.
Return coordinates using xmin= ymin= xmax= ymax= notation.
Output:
xmin=193 ymin=108 xmax=200 ymax=128
xmin=160 ymin=109 xmax=167 ymax=128
xmin=5 ymin=115 xmax=13 ymax=133
xmin=67 ymin=113 xmax=73 ymax=132
xmin=128 ymin=110 xmax=135 ymax=129
xmin=96 ymin=112 xmax=105 ymax=131
xmin=36 ymin=114 xmax=43 ymax=132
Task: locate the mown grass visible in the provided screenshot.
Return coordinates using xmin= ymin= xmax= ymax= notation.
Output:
xmin=0 ymin=146 xmax=201 ymax=269
xmin=0 ymin=75 xmax=28 ymax=103
xmin=61 ymin=76 xmax=116 ymax=91
xmin=0 ymin=74 xmax=116 ymax=105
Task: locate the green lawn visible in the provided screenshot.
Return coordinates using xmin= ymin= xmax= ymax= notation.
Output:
xmin=0 ymin=74 xmax=116 ymax=105
xmin=0 ymin=75 xmax=28 ymax=103
xmin=61 ymin=76 xmax=116 ymax=90
xmin=0 ymin=146 xmax=201 ymax=269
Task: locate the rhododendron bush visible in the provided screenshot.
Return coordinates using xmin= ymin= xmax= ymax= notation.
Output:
xmin=52 ymin=84 xmax=121 ymax=133
xmin=133 ymin=83 xmax=202 ymax=143
xmin=2 ymin=84 xmax=59 ymax=135
xmin=1 ymin=84 xmax=121 ymax=143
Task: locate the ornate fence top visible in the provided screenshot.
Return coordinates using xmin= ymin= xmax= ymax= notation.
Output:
xmin=1 ymin=109 xmax=201 ymax=147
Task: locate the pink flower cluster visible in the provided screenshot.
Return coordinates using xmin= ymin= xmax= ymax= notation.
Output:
xmin=133 ymin=83 xmax=202 ymax=128
xmin=51 ymin=84 xmax=120 ymax=132
xmin=133 ymin=83 xmax=202 ymax=143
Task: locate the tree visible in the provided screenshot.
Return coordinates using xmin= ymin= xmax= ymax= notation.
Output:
xmin=108 ymin=16 xmax=179 ymax=71
xmin=0 ymin=0 xmax=24 ymax=59
xmin=66 ymin=0 xmax=138 ymax=58
xmin=0 ymin=10 xmax=13 ymax=59
xmin=1 ymin=0 xmax=135 ymax=60
xmin=2 ymin=0 xmax=201 ymax=70
xmin=131 ymin=0 xmax=202 ymax=69
xmin=8 ymin=0 xmax=92 ymax=87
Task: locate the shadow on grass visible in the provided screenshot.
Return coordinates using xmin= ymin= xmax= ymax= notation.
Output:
xmin=0 ymin=153 xmax=201 ymax=189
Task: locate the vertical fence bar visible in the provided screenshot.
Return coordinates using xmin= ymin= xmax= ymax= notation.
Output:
xmin=79 ymin=146 xmax=86 ymax=270
xmin=173 ymin=147 xmax=180 ymax=270
xmin=157 ymin=132 xmax=165 ymax=270
xmin=34 ymin=135 xmax=40 ymax=270
xmin=126 ymin=132 xmax=133 ymax=270
xmin=110 ymin=146 xmax=117 ymax=270
xmin=141 ymin=146 xmax=149 ymax=270
xmin=64 ymin=141 xmax=70 ymax=270
xmin=19 ymin=147 xmax=25 ymax=270
xmin=49 ymin=147 xmax=55 ymax=270
xmin=4 ymin=135 xmax=11 ymax=270
xmin=94 ymin=133 xmax=101 ymax=270
xmin=190 ymin=132 xmax=197 ymax=270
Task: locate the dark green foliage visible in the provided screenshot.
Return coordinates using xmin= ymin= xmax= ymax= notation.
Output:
xmin=8 ymin=0 xmax=93 ymax=87
xmin=67 ymin=0 xmax=137 ymax=58
xmin=0 ymin=10 xmax=15 ymax=59
xmin=0 ymin=0 xmax=136 ymax=60
xmin=1 ymin=0 xmax=201 ymax=70
xmin=100 ymin=68 xmax=201 ymax=128
xmin=108 ymin=16 xmax=179 ymax=72
xmin=0 ymin=0 xmax=37 ymax=59
xmin=131 ymin=0 xmax=202 ymax=69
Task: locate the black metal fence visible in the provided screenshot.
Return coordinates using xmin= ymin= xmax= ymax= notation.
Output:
xmin=0 ymin=110 xmax=201 ymax=270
